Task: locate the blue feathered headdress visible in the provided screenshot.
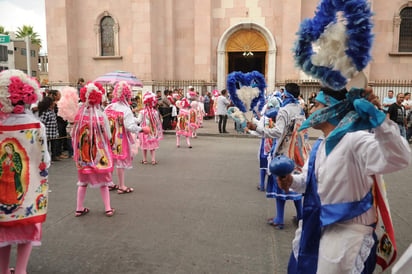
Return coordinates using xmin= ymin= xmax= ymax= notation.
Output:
xmin=293 ymin=0 xmax=374 ymax=90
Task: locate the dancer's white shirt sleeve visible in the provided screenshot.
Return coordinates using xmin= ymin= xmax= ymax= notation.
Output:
xmin=256 ymin=108 xmax=286 ymax=139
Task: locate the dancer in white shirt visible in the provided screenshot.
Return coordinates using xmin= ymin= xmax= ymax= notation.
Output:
xmin=278 ymin=87 xmax=411 ymax=273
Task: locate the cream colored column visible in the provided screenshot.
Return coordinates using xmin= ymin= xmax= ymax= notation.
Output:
xmin=217 ymin=50 xmax=226 ymax=90
xmin=267 ymin=49 xmax=277 ymax=93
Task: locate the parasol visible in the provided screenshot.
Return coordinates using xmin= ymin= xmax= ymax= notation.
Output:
xmin=94 ymin=71 xmax=143 ymax=87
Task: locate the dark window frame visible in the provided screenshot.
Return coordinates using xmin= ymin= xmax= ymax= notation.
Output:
xmin=399 ymin=7 xmax=412 ymax=52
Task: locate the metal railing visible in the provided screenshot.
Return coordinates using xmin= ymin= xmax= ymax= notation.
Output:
xmin=149 ymin=80 xmax=217 ymax=95
xmin=47 ymin=78 xmax=412 ymax=104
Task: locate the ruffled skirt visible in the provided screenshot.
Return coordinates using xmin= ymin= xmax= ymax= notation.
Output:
xmin=77 ymin=172 xmax=113 ymax=188
xmin=0 ymin=223 xmax=42 ymax=247
xmin=266 ymin=175 xmax=302 ymax=200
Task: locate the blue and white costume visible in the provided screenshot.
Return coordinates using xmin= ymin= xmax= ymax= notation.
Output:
xmin=287 ymin=89 xmax=411 ymax=273
xmin=255 ymin=87 xmax=307 ymax=228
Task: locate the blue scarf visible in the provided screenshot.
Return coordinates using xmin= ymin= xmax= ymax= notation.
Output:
xmin=281 ymin=90 xmax=299 ymax=107
xmin=299 ymin=88 xmax=386 ymax=155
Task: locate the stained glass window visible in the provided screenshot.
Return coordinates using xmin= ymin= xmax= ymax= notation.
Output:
xmin=100 ymin=16 xmax=115 ymax=56
xmin=399 ymin=7 xmax=412 ymax=52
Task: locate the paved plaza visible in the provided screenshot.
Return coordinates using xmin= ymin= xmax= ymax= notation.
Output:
xmin=8 ymin=119 xmax=412 ymax=274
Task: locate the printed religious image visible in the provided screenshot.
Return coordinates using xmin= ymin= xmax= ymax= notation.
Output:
xmin=0 ymin=139 xmax=30 ymax=214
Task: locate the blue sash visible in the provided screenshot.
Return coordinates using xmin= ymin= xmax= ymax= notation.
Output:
xmin=295 ymin=138 xmax=374 ymax=274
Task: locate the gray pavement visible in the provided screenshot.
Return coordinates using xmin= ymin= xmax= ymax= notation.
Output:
xmin=9 ymin=118 xmax=412 ymax=273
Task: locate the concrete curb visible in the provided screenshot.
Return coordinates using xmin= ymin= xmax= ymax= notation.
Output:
xmin=162 ymin=130 xmax=319 ymax=140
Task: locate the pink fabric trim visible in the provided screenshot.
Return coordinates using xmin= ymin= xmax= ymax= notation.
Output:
xmin=77 ymin=172 xmax=113 ymax=188
xmin=0 ymin=223 xmax=42 ymax=247
xmin=113 ymin=157 xmax=133 ymax=169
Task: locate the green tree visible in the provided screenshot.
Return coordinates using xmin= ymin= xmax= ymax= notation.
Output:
xmin=0 ymin=26 xmax=9 ymax=35
xmin=16 ymin=25 xmax=41 ymax=46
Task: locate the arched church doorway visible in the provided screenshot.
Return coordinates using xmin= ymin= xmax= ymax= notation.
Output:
xmin=217 ymin=23 xmax=277 ymax=92
xmin=226 ymin=29 xmax=268 ymax=75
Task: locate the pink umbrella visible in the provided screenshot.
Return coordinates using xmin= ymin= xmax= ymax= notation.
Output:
xmin=94 ymin=71 xmax=143 ymax=87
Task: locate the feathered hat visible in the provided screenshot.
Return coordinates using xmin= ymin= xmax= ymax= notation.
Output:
xmin=0 ymin=69 xmax=41 ymax=114
xmin=293 ymin=0 xmax=373 ymax=90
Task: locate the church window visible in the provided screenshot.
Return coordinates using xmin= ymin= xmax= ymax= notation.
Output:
xmin=94 ymin=11 xmax=121 ymax=59
xmin=399 ymin=7 xmax=412 ymax=52
xmin=100 ymin=16 xmax=115 ymax=56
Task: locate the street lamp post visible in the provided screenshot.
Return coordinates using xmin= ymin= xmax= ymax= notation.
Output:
xmin=25 ymin=35 xmax=31 ymax=77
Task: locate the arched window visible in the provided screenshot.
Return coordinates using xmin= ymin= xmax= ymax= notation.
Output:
xmin=93 ymin=11 xmax=121 ymax=59
xmin=399 ymin=7 xmax=412 ymax=52
xmin=100 ymin=16 xmax=115 ymax=56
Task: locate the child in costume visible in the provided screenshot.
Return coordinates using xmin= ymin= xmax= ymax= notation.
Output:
xmin=188 ymin=91 xmax=201 ymax=138
xmin=72 ymin=82 xmax=115 ymax=217
xmin=137 ymin=93 xmax=163 ymax=165
xmin=175 ymin=98 xmax=193 ymax=148
xmin=0 ymin=69 xmax=50 ymax=274
xmin=104 ymin=81 xmax=149 ymax=194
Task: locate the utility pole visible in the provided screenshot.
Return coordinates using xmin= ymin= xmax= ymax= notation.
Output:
xmin=25 ymin=35 xmax=31 ymax=77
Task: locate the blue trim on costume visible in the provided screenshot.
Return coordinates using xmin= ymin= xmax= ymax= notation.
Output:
xmin=321 ymin=191 xmax=373 ymax=227
xmin=294 ymin=138 xmax=375 ymax=274
xmin=315 ymin=91 xmax=340 ymax=107
xmin=293 ymin=0 xmax=374 ymax=89
xmin=296 ymin=139 xmax=322 ymax=274
xmin=266 ymin=138 xmax=302 ymax=200
xmin=259 ymin=138 xmax=268 ymax=168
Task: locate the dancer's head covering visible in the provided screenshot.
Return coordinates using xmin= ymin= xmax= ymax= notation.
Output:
xmin=300 ymin=87 xmax=385 ymax=155
xmin=293 ymin=0 xmax=374 ymax=90
xmin=188 ymin=91 xmax=197 ymax=99
xmin=281 ymin=83 xmax=300 ymax=107
xmin=267 ymin=95 xmax=282 ymax=110
xmin=58 ymin=86 xmax=79 ymax=123
xmin=293 ymin=0 xmax=381 ymax=155
xmin=79 ymin=82 xmax=105 ymax=106
xmin=113 ymin=81 xmax=132 ymax=104
xmin=0 ymin=69 xmax=41 ymax=115
xmin=263 ymin=95 xmax=282 ymax=119
xmin=178 ymin=98 xmax=190 ymax=109
xmin=143 ymin=92 xmax=156 ymax=108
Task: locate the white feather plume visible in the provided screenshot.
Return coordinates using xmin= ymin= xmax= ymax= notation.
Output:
xmin=311 ymin=22 xmax=358 ymax=79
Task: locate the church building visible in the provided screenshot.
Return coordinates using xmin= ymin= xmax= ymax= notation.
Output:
xmin=45 ymin=0 xmax=412 ymax=93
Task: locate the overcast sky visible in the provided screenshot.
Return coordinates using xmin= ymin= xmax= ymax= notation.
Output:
xmin=0 ymin=0 xmax=47 ymax=54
